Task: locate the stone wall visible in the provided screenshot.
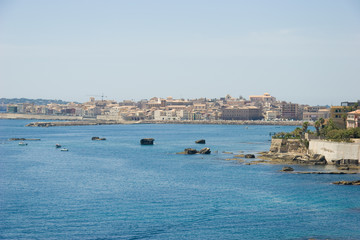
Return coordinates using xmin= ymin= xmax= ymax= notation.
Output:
xmin=270 ymin=139 xmax=307 ymax=154
xmin=309 ymin=140 xmax=360 ymax=164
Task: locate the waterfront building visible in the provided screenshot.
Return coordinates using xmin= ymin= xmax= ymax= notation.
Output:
xmin=221 ymin=106 xmax=262 ymax=120
xmin=346 ymin=110 xmax=360 ymax=128
xmin=302 ymin=106 xmax=330 ymax=121
xmin=153 ymin=109 xmax=189 ymax=121
xmin=265 ymin=110 xmax=281 ymax=121
xmin=281 ymin=102 xmax=300 ymax=120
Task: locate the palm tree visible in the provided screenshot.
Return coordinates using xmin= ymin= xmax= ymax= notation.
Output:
xmin=302 ymin=122 xmax=309 ymax=137
xmin=314 ymin=120 xmax=321 ymax=136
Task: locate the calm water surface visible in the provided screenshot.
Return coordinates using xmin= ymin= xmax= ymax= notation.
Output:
xmin=1 ymin=120 xmax=360 ymax=240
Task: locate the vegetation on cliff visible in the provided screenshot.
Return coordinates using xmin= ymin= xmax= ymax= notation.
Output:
xmin=272 ymin=122 xmax=310 ymax=140
xmin=273 ymin=119 xmax=360 ymax=142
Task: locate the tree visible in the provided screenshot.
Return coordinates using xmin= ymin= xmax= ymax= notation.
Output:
xmin=301 ymin=122 xmax=309 ymax=138
xmin=314 ymin=120 xmax=321 ymax=136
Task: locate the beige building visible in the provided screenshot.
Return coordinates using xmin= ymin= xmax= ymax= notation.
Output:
xmin=347 ymin=110 xmax=360 ymax=128
xmin=265 ymin=110 xmax=281 ymax=121
xmin=281 ymin=102 xmax=300 ymax=120
xmin=221 ymin=106 xmax=262 ymax=120
xmin=249 ymin=93 xmax=276 ymax=103
xmin=302 ymin=107 xmax=330 ymax=121
xmin=154 ymin=110 xmax=189 ymax=121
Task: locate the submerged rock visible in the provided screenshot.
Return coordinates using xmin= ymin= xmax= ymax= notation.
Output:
xmin=140 ymin=138 xmax=155 ymax=145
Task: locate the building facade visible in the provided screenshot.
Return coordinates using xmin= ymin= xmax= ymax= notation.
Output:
xmin=221 ymin=106 xmax=262 ymax=120
xmin=347 ymin=110 xmax=360 ymax=128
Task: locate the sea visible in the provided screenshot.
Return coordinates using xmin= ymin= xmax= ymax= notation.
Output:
xmin=1 ymin=119 xmax=360 ymax=240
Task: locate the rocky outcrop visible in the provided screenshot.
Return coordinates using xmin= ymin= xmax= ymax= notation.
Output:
xmin=140 ymin=138 xmax=155 ymax=145
xmin=281 ymin=166 xmax=294 ymax=172
xmin=259 ymin=152 xmax=327 ymax=165
xmin=333 ymin=180 xmax=360 ymax=185
xmin=184 ymin=148 xmax=198 ymax=154
xmin=292 ymin=154 xmax=327 ymax=165
xmin=92 ymin=137 xmax=106 ymax=140
xmin=195 ymin=139 xmax=206 ymax=144
xmin=177 ymin=147 xmax=211 ymax=155
xmin=9 ymin=138 xmax=40 ymax=141
xmin=265 ymin=138 xmax=327 ymax=165
xmin=199 ymin=147 xmax=211 ymax=154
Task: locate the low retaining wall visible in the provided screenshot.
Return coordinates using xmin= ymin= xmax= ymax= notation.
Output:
xmin=309 ymin=140 xmax=360 ymax=164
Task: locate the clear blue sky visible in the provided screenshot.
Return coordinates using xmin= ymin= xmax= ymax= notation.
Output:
xmin=0 ymin=0 xmax=359 ymax=105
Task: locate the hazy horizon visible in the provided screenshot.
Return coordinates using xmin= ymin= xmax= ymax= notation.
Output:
xmin=1 ymin=0 xmax=359 ymax=105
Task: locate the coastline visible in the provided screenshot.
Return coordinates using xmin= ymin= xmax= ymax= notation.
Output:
xmin=25 ymin=119 xmax=305 ymax=127
xmin=0 ymin=114 xmax=305 ymax=127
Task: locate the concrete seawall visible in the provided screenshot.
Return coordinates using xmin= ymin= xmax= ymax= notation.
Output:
xmin=309 ymin=140 xmax=360 ymax=163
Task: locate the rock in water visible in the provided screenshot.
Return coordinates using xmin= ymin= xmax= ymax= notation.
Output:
xmin=199 ymin=147 xmax=211 ymax=154
xmin=92 ymin=137 xmax=106 ymax=140
xmin=281 ymin=166 xmax=294 ymax=172
xmin=245 ymin=154 xmax=255 ymax=158
xmin=140 ymin=138 xmax=155 ymax=145
xmin=195 ymin=139 xmax=206 ymax=144
xmin=184 ymin=148 xmax=198 ymax=154
xmin=333 ymin=180 xmax=360 ymax=185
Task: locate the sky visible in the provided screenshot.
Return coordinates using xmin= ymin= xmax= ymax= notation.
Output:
xmin=0 ymin=0 xmax=359 ymax=105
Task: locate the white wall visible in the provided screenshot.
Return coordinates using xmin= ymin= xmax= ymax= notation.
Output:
xmin=309 ymin=140 xmax=360 ymax=163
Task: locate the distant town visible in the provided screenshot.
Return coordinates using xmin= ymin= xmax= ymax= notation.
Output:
xmin=1 ymin=93 xmax=359 ymax=128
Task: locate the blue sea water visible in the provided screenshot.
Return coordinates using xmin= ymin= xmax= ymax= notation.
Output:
xmin=1 ymin=120 xmax=360 ymax=240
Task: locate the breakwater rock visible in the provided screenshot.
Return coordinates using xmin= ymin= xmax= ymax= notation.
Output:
xmin=177 ymin=147 xmax=211 ymax=155
xmin=259 ymin=152 xmax=327 ymax=165
xmin=333 ymin=180 xmax=360 ymax=185
xmin=92 ymin=137 xmax=106 ymax=141
xmin=281 ymin=166 xmax=294 ymax=172
xmin=140 ymin=138 xmax=155 ymax=145
xmin=26 ymin=121 xmax=126 ymax=127
xmin=9 ymin=138 xmax=41 ymax=141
